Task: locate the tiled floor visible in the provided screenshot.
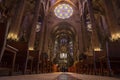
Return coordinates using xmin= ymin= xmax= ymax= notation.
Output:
xmin=0 ymin=72 xmax=119 ymax=80
xmin=55 ymin=73 xmax=81 ymax=80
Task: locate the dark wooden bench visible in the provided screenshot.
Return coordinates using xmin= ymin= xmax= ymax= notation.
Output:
xmin=1 ymin=36 xmax=35 ymax=75
xmin=0 ymin=21 xmax=38 ymax=75
xmin=0 ymin=22 xmax=18 ymax=76
xmin=84 ymin=56 xmax=94 ymax=74
xmin=0 ymin=45 xmax=18 ymax=76
xmin=94 ymin=40 xmax=120 ymax=76
xmin=108 ymin=41 xmax=120 ymax=75
xmin=1 ymin=40 xmax=34 ymax=75
xmin=28 ymin=50 xmax=39 ymax=74
xmin=39 ymin=52 xmax=49 ymax=73
xmin=76 ymin=55 xmax=94 ymax=75
xmin=6 ymin=40 xmax=29 ymax=74
xmin=94 ymin=51 xmax=106 ymax=75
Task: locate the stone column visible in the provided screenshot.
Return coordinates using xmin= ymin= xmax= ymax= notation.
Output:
xmin=40 ymin=20 xmax=47 ymax=52
xmin=86 ymin=0 xmax=100 ymax=74
xmin=43 ymin=23 xmax=49 ymax=53
xmin=81 ymin=13 xmax=89 ymax=52
xmin=86 ymin=0 xmax=101 ymax=48
xmin=42 ymin=0 xmax=50 ymax=53
xmin=102 ymin=0 xmax=117 ymax=75
xmin=91 ymin=30 xmax=100 ymax=50
xmin=78 ymin=24 xmax=84 ymax=54
xmin=102 ymin=0 xmax=120 ymax=36
xmin=36 ymin=18 xmax=47 ymax=73
xmin=8 ymin=0 xmax=26 ymax=40
xmin=28 ymin=0 xmax=41 ymax=50
xmin=0 ymin=20 xmax=10 ymax=62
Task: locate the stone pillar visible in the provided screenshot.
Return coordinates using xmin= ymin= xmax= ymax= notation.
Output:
xmin=8 ymin=0 xmax=26 ymax=40
xmin=86 ymin=0 xmax=100 ymax=74
xmin=28 ymin=0 xmax=41 ymax=50
xmin=91 ymin=30 xmax=100 ymax=50
xmin=102 ymin=0 xmax=120 ymax=37
xmin=86 ymin=0 xmax=100 ymax=49
xmin=0 ymin=20 xmax=10 ymax=62
xmin=78 ymin=26 xmax=84 ymax=54
xmin=81 ymin=13 xmax=89 ymax=52
xmin=43 ymin=23 xmax=49 ymax=53
xmin=42 ymin=0 xmax=50 ymax=53
xmin=36 ymin=18 xmax=47 ymax=73
xmin=39 ymin=20 xmax=47 ymax=53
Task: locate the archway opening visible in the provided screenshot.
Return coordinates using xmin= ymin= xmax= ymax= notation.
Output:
xmin=51 ymin=22 xmax=76 ymax=72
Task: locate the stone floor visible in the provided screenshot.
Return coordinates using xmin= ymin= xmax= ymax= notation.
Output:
xmin=0 ymin=72 xmax=120 ymax=80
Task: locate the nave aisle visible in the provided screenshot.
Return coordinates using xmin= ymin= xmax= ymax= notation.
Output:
xmin=0 ymin=72 xmax=119 ymax=80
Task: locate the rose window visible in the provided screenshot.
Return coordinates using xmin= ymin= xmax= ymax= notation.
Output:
xmin=54 ymin=4 xmax=73 ymax=19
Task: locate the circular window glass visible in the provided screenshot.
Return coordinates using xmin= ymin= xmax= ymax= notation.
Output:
xmin=54 ymin=4 xmax=73 ymax=19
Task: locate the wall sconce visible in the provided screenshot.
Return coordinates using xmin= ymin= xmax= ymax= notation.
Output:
xmin=94 ymin=48 xmax=101 ymax=51
xmin=110 ymin=32 xmax=120 ymax=41
xmin=29 ymin=47 xmax=34 ymax=51
xmin=7 ymin=33 xmax=19 ymax=41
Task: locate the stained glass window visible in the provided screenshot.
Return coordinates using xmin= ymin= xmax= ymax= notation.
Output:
xmin=69 ymin=41 xmax=73 ymax=56
xmin=54 ymin=40 xmax=58 ymax=56
xmin=36 ymin=22 xmax=41 ymax=32
xmin=54 ymin=4 xmax=73 ymax=19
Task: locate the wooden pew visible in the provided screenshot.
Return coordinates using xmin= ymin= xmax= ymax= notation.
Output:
xmin=108 ymin=41 xmax=120 ymax=75
xmin=29 ymin=51 xmax=53 ymax=74
xmin=6 ymin=40 xmax=29 ymax=74
xmin=0 ymin=22 xmax=18 ymax=76
xmin=75 ymin=61 xmax=83 ymax=74
xmin=40 ymin=52 xmax=53 ymax=73
xmin=94 ymin=41 xmax=120 ymax=76
xmin=0 ymin=45 xmax=18 ymax=76
xmin=94 ymin=51 xmax=106 ymax=75
xmin=28 ymin=50 xmax=39 ymax=74
xmin=78 ymin=61 xmax=85 ymax=74
xmin=75 ymin=55 xmax=94 ymax=75
xmin=84 ymin=56 xmax=94 ymax=75
xmin=1 ymin=39 xmax=35 ymax=75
